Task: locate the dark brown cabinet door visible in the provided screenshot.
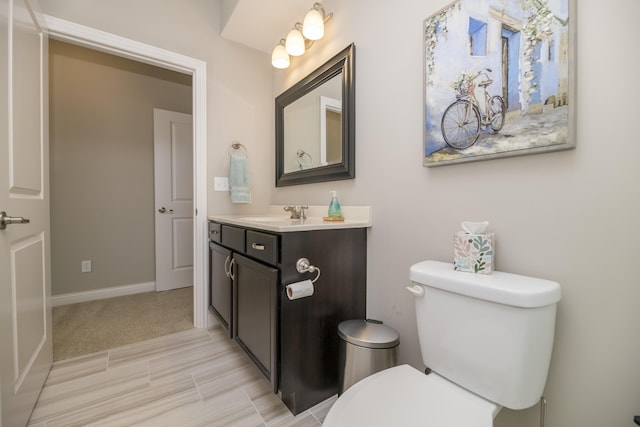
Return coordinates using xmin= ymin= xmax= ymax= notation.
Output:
xmin=233 ymin=253 xmax=279 ymax=393
xmin=209 ymin=242 xmax=232 ymax=336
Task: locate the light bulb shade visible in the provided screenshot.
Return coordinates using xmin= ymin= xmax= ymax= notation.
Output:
xmin=271 ymin=44 xmax=290 ymax=69
xmin=285 ymin=28 xmax=305 ymax=56
xmin=302 ymin=8 xmax=324 ymax=40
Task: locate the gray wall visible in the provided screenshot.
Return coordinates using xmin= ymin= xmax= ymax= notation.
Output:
xmin=49 ymin=40 xmax=192 ymax=295
xmin=41 ymin=1 xmax=640 ymax=426
xmin=273 ymin=1 xmax=640 ymax=427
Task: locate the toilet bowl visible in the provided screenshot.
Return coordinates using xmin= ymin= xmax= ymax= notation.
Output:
xmin=323 ymin=364 xmax=499 ymax=427
xmin=324 ymin=260 xmax=561 ymax=426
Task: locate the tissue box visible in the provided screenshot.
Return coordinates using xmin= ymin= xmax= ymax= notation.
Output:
xmin=454 ymin=232 xmax=494 ymax=274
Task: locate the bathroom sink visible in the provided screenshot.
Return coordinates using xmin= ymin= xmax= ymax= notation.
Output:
xmin=236 ymin=216 xmax=327 ymax=228
xmin=238 ymin=216 xmax=327 ymax=224
xmin=237 ymin=216 xmax=291 ymax=222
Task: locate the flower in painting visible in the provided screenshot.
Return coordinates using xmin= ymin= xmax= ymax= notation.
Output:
xmin=450 ymin=71 xmax=476 ymax=97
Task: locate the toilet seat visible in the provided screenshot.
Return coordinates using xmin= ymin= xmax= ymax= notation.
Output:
xmin=323 ymin=364 xmax=499 ymax=427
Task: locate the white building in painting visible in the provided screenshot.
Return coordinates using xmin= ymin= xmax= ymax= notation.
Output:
xmin=424 ymin=0 xmax=570 ymax=153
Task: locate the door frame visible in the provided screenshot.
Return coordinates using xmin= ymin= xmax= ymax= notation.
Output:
xmin=44 ymin=16 xmax=209 ymax=328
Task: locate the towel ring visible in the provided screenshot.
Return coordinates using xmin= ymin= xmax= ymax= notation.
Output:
xmin=296 ymin=149 xmax=313 ymax=169
xmin=228 ymin=140 xmax=248 ymax=156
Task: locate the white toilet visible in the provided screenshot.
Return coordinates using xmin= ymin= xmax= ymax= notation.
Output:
xmin=324 ymin=260 xmax=561 ymax=426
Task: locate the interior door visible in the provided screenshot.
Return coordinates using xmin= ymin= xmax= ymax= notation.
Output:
xmin=153 ymin=109 xmax=193 ymax=292
xmin=0 ymin=0 xmax=52 ymax=426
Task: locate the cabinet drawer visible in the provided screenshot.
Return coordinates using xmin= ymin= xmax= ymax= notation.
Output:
xmin=208 ymin=222 xmax=222 ymax=243
xmin=222 ymin=225 xmax=245 ymax=252
xmin=246 ymin=230 xmax=279 ymax=265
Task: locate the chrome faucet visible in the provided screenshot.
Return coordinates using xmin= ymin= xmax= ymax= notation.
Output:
xmin=283 ymin=205 xmax=308 ymax=220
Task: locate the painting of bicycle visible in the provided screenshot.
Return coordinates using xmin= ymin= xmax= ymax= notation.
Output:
xmin=423 ymin=0 xmax=575 ymax=166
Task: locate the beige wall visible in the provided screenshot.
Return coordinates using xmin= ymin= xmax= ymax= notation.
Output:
xmin=40 ymin=0 xmax=274 ymax=217
xmin=42 ymin=0 xmax=640 ymax=426
xmin=273 ymin=1 xmax=640 ymax=427
xmin=44 ymin=0 xmax=275 ymax=296
xmin=49 ymin=40 xmax=192 ymax=295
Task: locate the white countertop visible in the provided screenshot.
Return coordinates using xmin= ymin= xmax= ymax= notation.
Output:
xmin=208 ymin=205 xmax=372 ymax=232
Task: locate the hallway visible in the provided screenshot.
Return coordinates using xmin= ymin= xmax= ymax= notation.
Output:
xmin=52 ymin=288 xmax=193 ymax=361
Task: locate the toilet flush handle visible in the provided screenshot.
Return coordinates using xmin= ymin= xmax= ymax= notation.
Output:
xmin=405 ymin=284 xmax=425 ymax=298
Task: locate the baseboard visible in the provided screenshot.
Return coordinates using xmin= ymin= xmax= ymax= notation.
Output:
xmin=52 ymin=282 xmax=156 ymax=307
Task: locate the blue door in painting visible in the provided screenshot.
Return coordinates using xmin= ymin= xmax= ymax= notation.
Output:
xmin=501 ymin=26 xmax=521 ymax=111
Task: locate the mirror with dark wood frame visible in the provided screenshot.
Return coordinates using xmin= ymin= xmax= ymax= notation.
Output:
xmin=276 ymin=43 xmax=355 ymax=187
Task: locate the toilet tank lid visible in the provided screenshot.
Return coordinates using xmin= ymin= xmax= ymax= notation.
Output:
xmin=410 ymin=261 xmax=561 ymax=308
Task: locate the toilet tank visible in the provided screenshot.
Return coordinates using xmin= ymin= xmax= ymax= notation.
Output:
xmin=409 ymin=260 xmax=561 ymax=410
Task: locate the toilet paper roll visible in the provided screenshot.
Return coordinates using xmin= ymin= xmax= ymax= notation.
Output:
xmin=286 ymin=279 xmax=314 ymax=300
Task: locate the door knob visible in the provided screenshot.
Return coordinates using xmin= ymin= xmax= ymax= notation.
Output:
xmin=0 ymin=211 xmax=30 ymax=230
xmin=158 ymin=207 xmax=174 ymax=213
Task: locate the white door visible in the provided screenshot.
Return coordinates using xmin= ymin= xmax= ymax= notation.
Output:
xmin=153 ymin=109 xmax=193 ymax=292
xmin=0 ymin=0 xmax=51 ymax=426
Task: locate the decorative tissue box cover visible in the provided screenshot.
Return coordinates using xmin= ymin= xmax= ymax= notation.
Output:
xmin=454 ymin=232 xmax=494 ymax=274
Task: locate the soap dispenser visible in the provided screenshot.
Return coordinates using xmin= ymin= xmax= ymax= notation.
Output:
xmin=327 ymin=190 xmax=343 ymax=220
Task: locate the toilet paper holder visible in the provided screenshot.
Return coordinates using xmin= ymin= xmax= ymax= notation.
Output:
xmin=296 ymin=258 xmax=321 ymax=283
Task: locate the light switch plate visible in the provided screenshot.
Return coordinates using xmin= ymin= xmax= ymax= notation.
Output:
xmin=214 ymin=177 xmax=229 ymax=192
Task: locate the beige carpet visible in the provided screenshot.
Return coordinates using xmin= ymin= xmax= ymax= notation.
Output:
xmin=52 ymin=287 xmax=193 ymax=361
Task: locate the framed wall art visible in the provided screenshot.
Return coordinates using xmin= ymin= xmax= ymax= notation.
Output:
xmin=423 ymin=0 xmax=576 ymax=166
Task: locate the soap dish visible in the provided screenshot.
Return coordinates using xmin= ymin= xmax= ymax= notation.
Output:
xmin=323 ymin=216 xmax=345 ymax=222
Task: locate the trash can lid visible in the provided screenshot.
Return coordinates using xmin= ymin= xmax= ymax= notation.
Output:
xmin=338 ymin=319 xmax=400 ymax=349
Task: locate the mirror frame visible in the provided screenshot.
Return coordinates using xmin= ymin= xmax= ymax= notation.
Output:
xmin=276 ymin=43 xmax=355 ymax=187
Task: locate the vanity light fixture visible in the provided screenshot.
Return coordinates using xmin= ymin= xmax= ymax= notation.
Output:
xmin=271 ymin=2 xmax=333 ymax=69
xmin=302 ymin=3 xmax=327 ymax=40
xmin=285 ymin=24 xmax=306 ymax=56
xmin=272 ymin=39 xmax=290 ymax=69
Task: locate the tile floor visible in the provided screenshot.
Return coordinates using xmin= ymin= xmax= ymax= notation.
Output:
xmin=29 ymin=323 xmax=336 ymax=426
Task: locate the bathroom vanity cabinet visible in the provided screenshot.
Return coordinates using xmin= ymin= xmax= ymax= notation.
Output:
xmin=208 ymin=220 xmax=367 ymax=414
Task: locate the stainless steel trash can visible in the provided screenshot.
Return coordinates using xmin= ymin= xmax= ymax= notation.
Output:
xmin=337 ymin=319 xmax=400 ymax=395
